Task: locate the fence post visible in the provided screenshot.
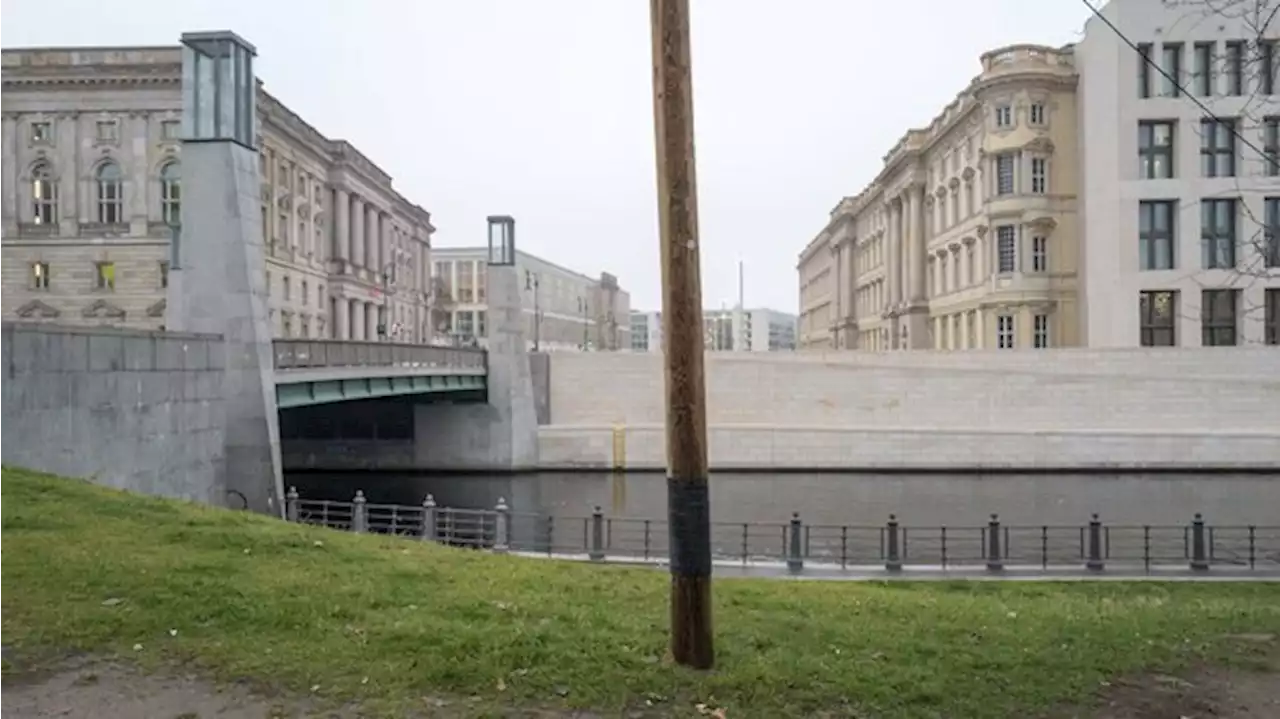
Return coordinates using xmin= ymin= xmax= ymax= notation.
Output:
xmin=352 ymin=490 xmax=367 ymax=534
xmin=787 ymin=512 xmax=804 ymax=574
xmin=986 ymin=513 xmax=1003 ymax=572
xmin=885 ymin=514 xmax=903 ymax=572
xmin=494 ymin=497 xmax=510 ymax=553
xmin=285 ymin=486 xmax=299 ymax=522
xmin=1190 ymin=513 xmax=1209 ymax=571
xmin=420 ymin=494 xmax=437 ymax=542
xmin=589 ymin=506 xmax=605 ymax=561
xmin=1086 ymin=513 xmax=1105 ymax=572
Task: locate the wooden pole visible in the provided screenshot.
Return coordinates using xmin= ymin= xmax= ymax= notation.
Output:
xmin=649 ymin=0 xmax=714 ymax=669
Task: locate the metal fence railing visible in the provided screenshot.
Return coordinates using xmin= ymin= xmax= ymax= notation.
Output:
xmin=285 ymin=489 xmax=1280 ymax=575
xmin=272 ymin=339 xmax=487 ymax=371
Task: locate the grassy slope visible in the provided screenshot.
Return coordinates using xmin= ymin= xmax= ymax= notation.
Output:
xmin=2 ymin=467 xmax=1278 ymax=718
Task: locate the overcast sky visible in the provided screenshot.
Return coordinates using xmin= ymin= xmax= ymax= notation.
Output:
xmin=3 ymin=0 xmax=1094 ymax=312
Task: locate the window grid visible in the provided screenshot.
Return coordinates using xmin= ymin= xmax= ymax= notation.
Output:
xmin=1266 ymin=197 xmax=1280 ymax=269
xmin=1265 ymin=118 xmax=1279 ymax=177
xmin=159 ymin=162 xmax=180 ymax=226
xmin=1224 ymin=41 xmax=1244 ymax=96
xmin=1192 ymin=42 xmax=1214 ymax=97
xmin=31 ymin=262 xmax=50 ymax=290
xmin=1029 ymin=103 xmax=1045 ymax=124
xmin=95 ymin=162 xmax=123 ymax=224
xmin=1030 ymin=158 xmax=1047 ymax=194
xmin=1139 ymin=200 xmax=1176 ymax=271
xmin=1200 ymin=198 xmax=1237 ymax=269
xmin=1032 ymin=236 xmax=1048 ymax=273
xmin=1161 ymin=43 xmax=1183 ymax=97
xmin=996 ymin=315 xmax=1015 ymax=349
xmin=995 ymin=154 xmax=1015 ymax=195
xmin=995 ymin=105 xmax=1012 ymax=128
xmin=1199 ymin=118 xmax=1237 ymax=177
xmin=1200 ymin=289 xmax=1238 ymax=346
xmin=1262 ymin=40 xmax=1277 ymax=96
xmin=1033 ymin=314 xmax=1049 ymax=349
xmin=95 ymin=262 xmax=116 ymax=291
xmin=1139 ymin=290 xmax=1177 ymax=347
xmin=31 ymin=163 xmax=58 ymax=226
xmin=1138 ymin=121 xmax=1175 ymax=179
xmin=1138 ymin=43 xmax=1153 ymax=98
xmin=996 ymin=226 xmax=1017 ymax=273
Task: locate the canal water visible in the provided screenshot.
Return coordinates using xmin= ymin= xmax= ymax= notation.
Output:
xmin=284 ymin=470 xmax=1280 ymax=527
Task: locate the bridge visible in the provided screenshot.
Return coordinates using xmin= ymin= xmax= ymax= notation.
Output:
xmin=271 ymin=340 xmax=487 ymax=409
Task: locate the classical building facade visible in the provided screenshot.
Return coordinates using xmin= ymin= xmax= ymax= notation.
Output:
xmin=1 ymin=45 xmax=435 ymax=342
xmin=798 ymin=44 xmax=1081 ymax=351
xmin=1076 ymin=0 xmax=1280 ymax=346
xmin=431 ymin=246 xmax=631 ymax=351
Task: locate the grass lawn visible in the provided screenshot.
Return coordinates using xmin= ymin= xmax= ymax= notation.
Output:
xmin=3 ymin=466 xmax=1278 ymax=718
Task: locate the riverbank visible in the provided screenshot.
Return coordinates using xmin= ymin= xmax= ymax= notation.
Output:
xmin=4 ymin=466 xmax=1279 ymax=718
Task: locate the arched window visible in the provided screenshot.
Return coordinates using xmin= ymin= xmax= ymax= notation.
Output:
xmin=159 ymin=162 xmax=181 ymax=226
xmin=96 ymin=162 xmax=123 ymax=224
xmin=31 ymin=163 xmax=58 ymax=226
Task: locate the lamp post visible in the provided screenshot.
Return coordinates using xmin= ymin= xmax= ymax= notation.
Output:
xmin=650 ymin=0 xmax=713 ymax=668
xmin=526 ymin=270 xmax=542 ymax=352
xmin=377 ymin=247 xmax=410 ymax=342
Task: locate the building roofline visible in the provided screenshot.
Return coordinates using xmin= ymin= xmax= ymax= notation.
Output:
xmin=431 ymin=245 xmax=615 ymax=287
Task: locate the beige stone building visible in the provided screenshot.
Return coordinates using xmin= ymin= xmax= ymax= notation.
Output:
xmin=2 ymin=45 xmax=435 ymax=342
xmin=798 ymin=44 xmax=1081 ymax=350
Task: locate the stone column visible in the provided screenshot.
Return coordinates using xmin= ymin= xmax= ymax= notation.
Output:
xmin=366 ymin=207 xmax=380 ymax=276
xmin=366 ymin=302 xmax=377 ymax=340
xmin=909 ymin=186 xmax=927 ymax=302
xmin=351 ymin=197 xmax=366 ymax=268
xmin=350 ymin=298 xmax=364 ymax=340
xmin=334 ymin=295 xmax=349 ymax=339
xmin=885 ymin=201 xmax=899 ymax=307
xmin=334 ymin=189 xmax=350 ymax=265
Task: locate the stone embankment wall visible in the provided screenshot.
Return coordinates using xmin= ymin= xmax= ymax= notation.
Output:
xmin=539 ymin=349 xmax=1280 ymax=470
xmin=2 ymin=323 xmax=227 ymax=501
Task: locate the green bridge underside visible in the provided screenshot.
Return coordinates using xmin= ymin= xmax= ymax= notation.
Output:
xmin=275 ymin=373 xmax=487 ymax=409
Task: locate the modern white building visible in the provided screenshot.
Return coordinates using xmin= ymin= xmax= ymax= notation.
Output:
xmin=431 ymin=246 xmax=631 ymax=350
xmin=631 ymin=307 xmax=797 ymax=352
xmin=1076 ymin=0 xmax=1279 ymax=347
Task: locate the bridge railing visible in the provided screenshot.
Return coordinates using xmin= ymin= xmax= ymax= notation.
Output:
xmin=285 ymin=489 xmax=1280 ymax=576
xmin=272 ymin=339 xmax=486 ymax=371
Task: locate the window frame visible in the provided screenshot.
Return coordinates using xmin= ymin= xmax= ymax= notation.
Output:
xmin=31 ymin=261 xmax=51 ymax=290
xmin=1138 ymin=200 xmax=1176 ymax=271
xmin=996 ymin=315 xmax=1015 ymax=349
xmin=1160 ymin=43 xmax=1183 ymax=97
xmin=159 ymin=161 xmax=181 ymax=226
xmin=1200 ymin=198 xmax=1237 ymax=269
xmin=1138 ymin=43 xmax=1154 ymax=98
xmin=1192 ymin=41 xmax=1214 ymax=97
xmin=1264 ymin=117 xmax=1279 ymax=177
xmin=95 ymin=261 xmax=116 ymax=291
xmin=1031 ymin=235 xmax=1048 ymax=273
xmin=1030 ymin=157 xmax=1048 ymax=194
xmin=1224 ymin=41 xmax=1244 ymax=96
xmin=1266 ymin=289 xmax=1279 ymax=346
xmin=1139 ymin=290 xmax=1177 ymax=346
xmin=1200 ymin=289 xmax=1238 ymax=346
xmin=95 ymin=161 xmax=124 ymax=224
xmin=994 ymin=104 xmax=1013 ymax=128
xmin=30 ymin=162 xmax=58 ymax=226
xmin=1033 ymin=314 xmax=1049 ymax=349
xmin=995 ymin=153 xmax=1016 ymax=196
xmin=1199 ymin=117 xmax=1237 ymax=177
xmin=1265 ymin=197 xmax=1280 ymax=269
xmin=1138 ymin=120 xmax=1175 ymax=179
xmin=996 ymin=225 xmax=1017 ymax=274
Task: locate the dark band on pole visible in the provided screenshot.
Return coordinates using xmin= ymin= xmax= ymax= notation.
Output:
xmin=667 ymin=477 xmax=712 ymax=576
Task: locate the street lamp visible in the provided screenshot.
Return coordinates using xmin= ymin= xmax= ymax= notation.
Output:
xmin=377 ymin=247 xmax=410 ymax=341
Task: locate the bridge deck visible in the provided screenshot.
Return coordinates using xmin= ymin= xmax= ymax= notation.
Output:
xmin=271 ymin=339 xmax=488 ymax=408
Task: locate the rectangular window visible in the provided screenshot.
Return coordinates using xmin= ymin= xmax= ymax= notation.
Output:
xmin=997 ymin=315 xmax=1015 ymax=349
xmin=95 ymin=120 xmax=118 ymax=142
xmin=1029 ymin=103 xmax=1045 ymax=125
xmin=995 ymin=153 xmax=1015 ymax=195
xmin=1224 ymin=41 xmax=1244 ymax=96
xmin=1033 ymin=314 xmax=1049 ymax=349
xmin=1138 ymin=43 xmax=1153 ymax=98
xmin=31 ymin=121 xmax=52 ymax=143
xmin=996 ymin=225 xmax=1017 ymax=273
xmin=1265 ymin=118 xmax=1279 ymax=176
xmin=95 ymin=262 xmax=116 ymax=291
xmin=1262 ymin=40 xmax=1277 ymax=96
xmin=161 ymin=120 xmax=180 ymax=140
xmin=283 ymin=275 xmax=291 ymax=301
xmin=301 ymin=280 xmax=309 ymax=306
xmin=1161 ymin=43 xmax=1183 ymax=97
xmin=477 ymin=310 xmax=488 ymax=338
xmin=31 ymin=262 xmax=50 ymax=290
xmin=995 ymin=105 xmax=1013 ymax=128
xmin=1031 ymin=235 xmax=1048 ymax=272
xmin=1138 ymin=120 xmax=1175 ymax=179
xmin=1139 ymin=290 xmax=1177 ymax=346
xmin=1200 ymin=198 xmax=1237 ymax=269
xmin=1267 ymin=289 xmax=1279 ymax=345
xmin=1138 ymin=200 xmax=1176 ymax=270
xmin=159 ymin=261 xmax=169 ymax=289
xmin=1192 ymin=42 xmax=1214 ymax=97
xmin=1030 ymin=158 xmax=1047 ymax=194
xmin=1266 ymin=197 xmax=1280 ymax=268
xmin=1200 ymin=118 xmax=1237 ymax=177
xmin=1201 ymin=289 xmax=1238 ymax=346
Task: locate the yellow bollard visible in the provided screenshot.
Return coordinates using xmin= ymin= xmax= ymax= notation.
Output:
xmin=611 ymin=424 xmax=627 ymax=471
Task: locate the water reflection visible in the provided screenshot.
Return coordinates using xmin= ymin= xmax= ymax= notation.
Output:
xmin=284 ymin=470 xmax=1280 ymax=527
